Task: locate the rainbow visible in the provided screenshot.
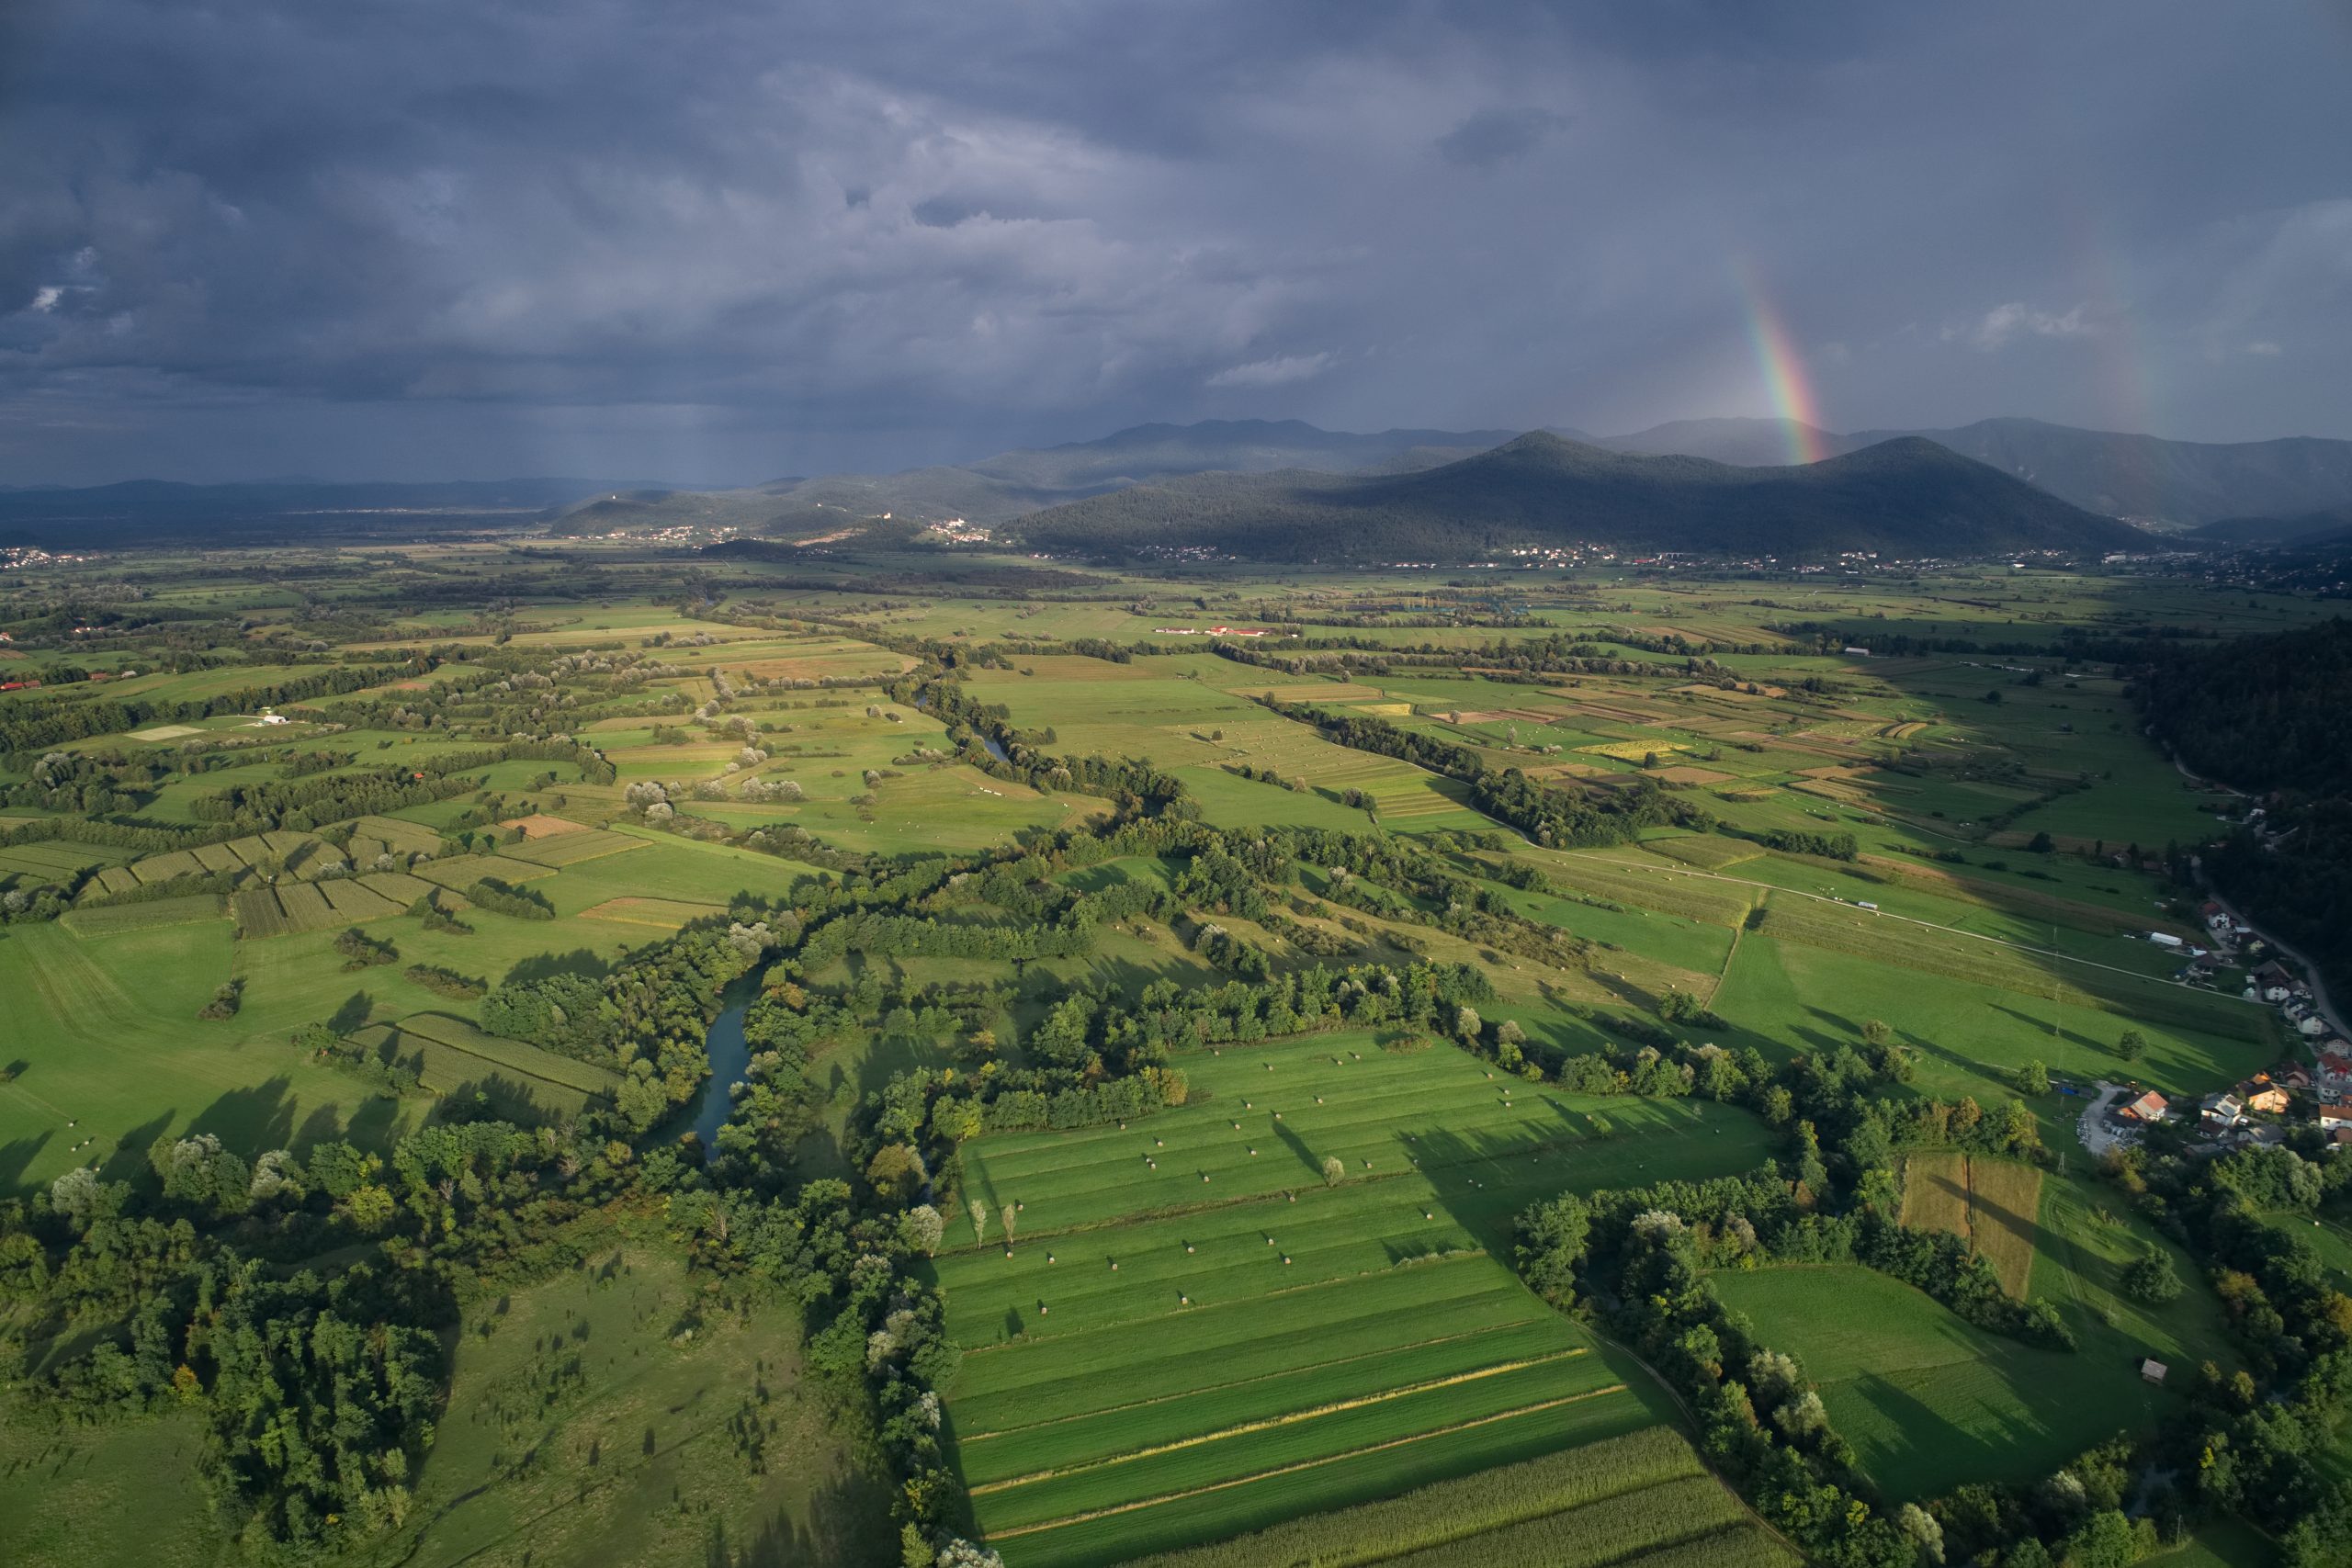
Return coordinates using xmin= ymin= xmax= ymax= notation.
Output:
xmin=1735 ymin=265 xmax=1830 ymax=464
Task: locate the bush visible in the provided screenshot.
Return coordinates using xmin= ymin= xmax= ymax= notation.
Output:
xmin=2120 ymin=1252 xmax=2182 ymax=1303
xmin=333 ymin=927 xmax=398 ymax=970
xmin=405 ymin=963 xmax=485 ymax=1000
xmin=467 ymin=878 xmax=556 ymax=920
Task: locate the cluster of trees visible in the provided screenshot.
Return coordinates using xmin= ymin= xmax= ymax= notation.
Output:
xmin=0 ymin=661 xmax=382 ymax=753
xmin=478 ymin=920 xmax=776 ymax=1128
xmin=334 ymin=926 xmax=398 ymax=969
xmin=0 ymin=747 xmax=175 ymax=816
xmin=1508 ymin=990 xmax=2352 ymax=1566
xmin=888 ymin=669 xmax=1190 ymax=815
xmin=464 ymin=876 xmax=555 ymax=920
xmin=404 ymin=962 xmax=483 ymax=998
xmin=3 ymin=1114 xmax=642 ymax=1552
xmin=1520 ymin=1182 xmax=1930 ymax=1567
xmin=2096 ymin=1140 xmax=2352 ymax=1564
xmin=1271 ymin=699 xmax=1707 ymax=849
xmin=189 ymin=766 xmax=477 ymax=832
xmin=1753 ymin=827 xmax=1860 ymax=861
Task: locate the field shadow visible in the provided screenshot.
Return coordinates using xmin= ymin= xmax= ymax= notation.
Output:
xmin=328 ymin=988 xmax=375 ymax=1033
xmin=99 ymin=1111 xmax=173 ymax=1185
xmin=187 ymin=1077 xmax=300 ymax=1154
xmin=1269 ymin=1113 xmax=1333 ymax=1184
xmin=422 ymin=1070 xmax=573 ymax=1129
xmin=1987 ymin=1002 xmax=2102 ymax=1054
xmin=1802 ymin=1003 xmax=1865 ymax=1039
xmin=502 ymin=947 xmax=613 ymax=987
xmin=1841 ymin=1369 xmax=2053 ymax=1497
xmin=1396 ymin=1120 xmax=1585 ymax=1257
xmin=714 ymin=1470 xmax=898 ymax=1568
xmin=0 ymin=1133 xmax=52 ymax=1195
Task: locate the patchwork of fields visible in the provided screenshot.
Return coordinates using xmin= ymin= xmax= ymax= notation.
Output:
xmin=4 ymin=556 xmax=2332 ymax=1568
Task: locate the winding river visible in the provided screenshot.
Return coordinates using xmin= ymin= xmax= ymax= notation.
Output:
xmin=684 ymin=995 xmax=753 ymax=1151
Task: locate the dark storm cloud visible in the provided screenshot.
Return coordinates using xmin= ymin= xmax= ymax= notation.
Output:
xmin=1 ymin=0 xmax=2347 ymax=483
xmin=1436 ymin=107 xmax=1569 ymax=168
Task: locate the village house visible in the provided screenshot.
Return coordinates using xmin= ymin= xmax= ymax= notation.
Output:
xmin=2120 ymin=1089 xmax=2169 ymax=1122
xmin=2199 ymin=1091 xmax=2244 ymax=1130
xmin=2236 ymin=1077 xmax=2291 ymax=1115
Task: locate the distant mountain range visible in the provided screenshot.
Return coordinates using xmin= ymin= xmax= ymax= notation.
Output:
xmin=1010 ymin=432 xmax=2143 ymax=561
xmin=550 ymin=420 xmax=1529 ymax=537
xmin=1601 ymin=416 xmax=2352 ymax=527
xmin=7 ymin=413 xmax=2350 ymax=553
xmin=0 ymin=477 xmax=636 ymax=547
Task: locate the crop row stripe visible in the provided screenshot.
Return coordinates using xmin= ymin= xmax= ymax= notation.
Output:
xmin=960 ymin=1330 xmax=1578 ymax=1444
xmin=962 ymin=1121 xmax=1666 ymax=1246
xmin=957 ymin=1251 xmax=1491 ymax=1359
xmin=986 ymin=1382 xmax=1632 ymax=1539
xmin=971 ymin=1355 xmax=1607 ymax=1496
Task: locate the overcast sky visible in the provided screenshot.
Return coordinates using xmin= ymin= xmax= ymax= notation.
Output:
xmin=3 ymin=0 xmax=2348 ymax=485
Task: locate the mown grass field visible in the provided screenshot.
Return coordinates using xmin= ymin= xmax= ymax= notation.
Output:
xmin=388 ymin=1223 xmax=895 ymax=1568
xmin=931 ymin=1032 xmax=1773 ymax=1563
xmin=1714 ymin=1164 xmax=2243 ymax=1505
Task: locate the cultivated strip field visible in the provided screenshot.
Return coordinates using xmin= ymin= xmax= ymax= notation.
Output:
xmin=1115 ymin=1427 xmax=1797 ymax=1568
xmin=933 ymin=1032 xmax=1772 ymax=1563
xmin=59 ymin=894 xmax=228 ymax=936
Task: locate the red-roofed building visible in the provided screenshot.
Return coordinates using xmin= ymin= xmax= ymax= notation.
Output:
xmin=2120 ymin=1089 xmax=2169 ymax=1122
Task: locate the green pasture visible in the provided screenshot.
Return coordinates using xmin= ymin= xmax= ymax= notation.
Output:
xmin=0 ymin=1408 xmax=222 ymax=1568
xmin=388 ymin=1224 xmax=893 ymax=1568
xmin=1712 ymin=1253 xmax=2219 ymax=1500
xmin=1710 ymin=932 xmax=2273 ymax=1131
xmin=0 ymin=920 xmax=421 ymax=1195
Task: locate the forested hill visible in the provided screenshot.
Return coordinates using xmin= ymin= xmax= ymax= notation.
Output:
xmin=1010 ymin=432 xmax=2145 ymax=560
xmin=1609 ymin=415 xmax=2352 ymax=526
xmin=2143 ymin=617 xmax=2352 ymax=998
xmin=2144 ymin=617 xmax=2352 ymax=794
xmin=2189 ymin=504 xmax=2352 ymax=547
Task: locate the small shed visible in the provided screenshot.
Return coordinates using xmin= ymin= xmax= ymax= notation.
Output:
xmin=2140 ymin=1359 xmax=2168 ymax=1386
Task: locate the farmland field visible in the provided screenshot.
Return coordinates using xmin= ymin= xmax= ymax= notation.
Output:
xmin=932 ymin=1032 xmax=1773 ymax=1563
xmin=1901 ymin=1151 xmax=2042 ymax=1297
xmin=1 ymin=545 xmax=2334 ymax=1568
